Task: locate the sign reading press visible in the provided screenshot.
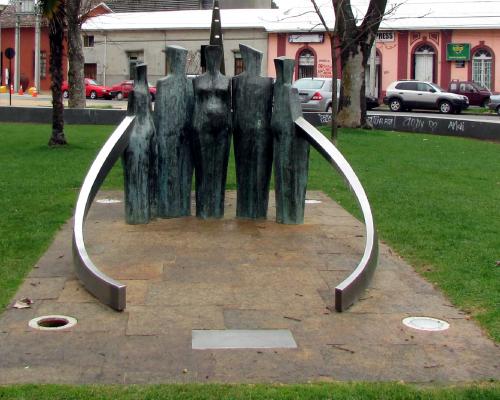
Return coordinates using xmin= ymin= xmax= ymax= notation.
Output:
xmin=447 ymin=43 xmax=470 ymax=61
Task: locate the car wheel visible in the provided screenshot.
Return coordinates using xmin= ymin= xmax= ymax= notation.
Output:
xmin=482 ymin=98 xmax=490 ymax=108
xmin=496 ymin=106 xmax=500 ymax=116
xmin=63 ymin=90 xmax=69 ymax=99
xmin=116 ymin=92 xmax=124 ymax=101
xmin=439 ymin=101 xmax=452 ymax=114
xmin=326 ymin=104 xmax=332 ymax=113
xmin=389 ymin=98 xmax=402 ymax=112
xmin=90 ymin=91 xmax=97 ymax=100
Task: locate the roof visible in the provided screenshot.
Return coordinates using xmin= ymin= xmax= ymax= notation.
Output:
xmin=83 ymin=8 xmax=280 ymax=31
xmin=104 ymin=0 xmax=202 ymax=13
xmin=82 ymin=1 xmax=500 ymax=33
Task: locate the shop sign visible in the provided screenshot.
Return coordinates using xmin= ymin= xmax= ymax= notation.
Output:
xmin=447 ymin=43 xmax=470 ymax=61
xmin=376 ymin=31 xmax=394 ymax=42
xmin=289 ymin=33 xmax=324 ymax=43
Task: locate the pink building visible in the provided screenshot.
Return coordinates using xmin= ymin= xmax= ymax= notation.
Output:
xmin=266 ymin=2 xmax=500 ymax=97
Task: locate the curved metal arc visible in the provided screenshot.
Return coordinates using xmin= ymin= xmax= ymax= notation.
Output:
xmin=294 ymin=116 xmax=379 ymax=312
xmin=72 ymin=116 xmax=135 ymax=311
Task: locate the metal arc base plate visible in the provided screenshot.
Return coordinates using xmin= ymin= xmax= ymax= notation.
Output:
xmin=192 ymin=329 xmax=298 ymax=350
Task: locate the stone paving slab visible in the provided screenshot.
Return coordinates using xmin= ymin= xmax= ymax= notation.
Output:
xmin=0 ymin=190 xmax=498 ymax=384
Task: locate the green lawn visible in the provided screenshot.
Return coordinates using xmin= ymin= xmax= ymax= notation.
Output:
xmin=0 ymin=383 xmax=499 ymax=400
xmin=314 ymin=127 xmax=499 ymax=341
xmin=0 ymin=122 xmax=499 ymax=396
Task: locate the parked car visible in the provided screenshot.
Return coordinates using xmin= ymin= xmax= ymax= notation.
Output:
xmin=383 ymin=80 xmax=469 ymax=114
xmin=292 ymin=77 xmax=379 ymax=112
xmin=487 ymin=94 xmax=500 ymax=115
xmin=448 ymin=79 xmax=491 ymax=107
xmin=109 ymin=80 xmax=157 ymax=102
xmin=62 ymin=78 xmax=112 ymax=100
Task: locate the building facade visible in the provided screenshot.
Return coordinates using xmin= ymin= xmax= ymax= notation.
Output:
xmin=0 ymin=0 xmax=64 ymax=91
xmin=267 ymin=29 xmax=500 ymax=97
xmin=82 ymin=9 xmax=271 ymax=86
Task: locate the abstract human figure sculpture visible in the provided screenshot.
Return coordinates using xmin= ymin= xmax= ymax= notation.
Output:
xmin=271 ymin=57 xmax=309 ymax=224
xmin=155 ymin=45 xmax=194 ymax=218
xmin=122 ymin=64 xmax=157 ymax=224
xmin=232 ymin=44 xmax=273 ymax=219
xmin=191 ymin=45 xmax=231 ymax=219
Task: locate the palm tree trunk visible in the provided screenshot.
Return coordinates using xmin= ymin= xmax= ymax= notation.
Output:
xmin=48 ymin=17 xmax=67 ymax=146
xmin=67 ymin=0 xmax=86 ymax=109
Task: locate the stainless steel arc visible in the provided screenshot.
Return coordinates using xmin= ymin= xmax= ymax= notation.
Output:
xmin=72 ymin=116 xmax=135 ymax=311
xmin=294 ymin=117 xmax=379 ymax=311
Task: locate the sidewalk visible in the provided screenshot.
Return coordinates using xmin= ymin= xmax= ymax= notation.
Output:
xmin=0 ymin=191 xmax=498 ymax=384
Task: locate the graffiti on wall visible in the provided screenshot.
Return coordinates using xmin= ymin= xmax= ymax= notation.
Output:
xmin=317 ymin=59 xmax=332 ymax=78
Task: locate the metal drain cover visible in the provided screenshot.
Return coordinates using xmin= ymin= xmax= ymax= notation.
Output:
xmin=402 ymin=316 xmax=450 ymax=332
xmin=96 ymin=199 xmax=121 ymax=204
xmin=192 ymin=329 xmax=297 ymax=350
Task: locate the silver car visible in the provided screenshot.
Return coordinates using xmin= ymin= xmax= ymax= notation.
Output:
xmin=293 ymin=77 xmax=379 ymax=112
xmin=488 ymin=94 xmax=500 ymax=115
xmin=293 ymin=77 xmax=340 ymax=112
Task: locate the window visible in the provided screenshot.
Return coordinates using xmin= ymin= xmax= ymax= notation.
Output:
xmin=83 ymin=35 xmax=95 ymax=48
xmin=40 ymin=51 xmax=47 ymax=79
xmin=395 ymin=82 xmax=417 ymax=91
xmin=414 ymin=44 xmax=435 ymax=82
xmin=472 ymin=49 xmax=492 ymax=90
xmin=298 ymin=49 xmax=315 ymax=79
xmin=234 ymin=52 xmax=244 ymax=76
xmin=293 ymin=79 xmax=326 ymax=90
xmin=127 ymin=51 xmax=144 ymax=80
xmin=84 ymin=63 xmax=97 ymax=80
xmin=417 ymin=82 xmax=433 ymax=92
xmin=17 ymin=0 xmax=35 ymax=13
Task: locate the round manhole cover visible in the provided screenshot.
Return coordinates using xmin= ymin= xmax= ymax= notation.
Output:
xmin=29 ymin=315 xmax=77 ymax=331
xmin=402 ymin=316 xmax=449 ymax=332
xmin=96 ymin=199 xmax=121 ymax=204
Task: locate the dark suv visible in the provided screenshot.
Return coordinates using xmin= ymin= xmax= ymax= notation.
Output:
xmin=384 ymin=80 xmax=469 ymax=114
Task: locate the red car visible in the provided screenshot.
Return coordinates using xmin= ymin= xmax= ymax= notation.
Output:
xmin=109 ymin=80 xmax=157 ymax=101
xmin=62 ymin=78 xmax=112 ymax=100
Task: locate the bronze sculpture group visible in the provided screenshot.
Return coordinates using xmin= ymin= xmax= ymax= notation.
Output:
xmin=123 ymin=43 xmax=309 ymax=225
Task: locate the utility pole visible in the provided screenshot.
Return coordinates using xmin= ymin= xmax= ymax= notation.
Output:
xmin=34 ymin=12 xmax=40 ymax=90
xmin=14 ymin=14 xmax=20 ymax=91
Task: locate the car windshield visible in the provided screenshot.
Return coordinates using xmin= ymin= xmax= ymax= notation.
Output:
xmin=87 ymin=79 xmax=98 ymax=85
xmin=429 ymin=83 xmax=445 ymax=92
xmin=293 ymin=79 xmax=325 ymax=90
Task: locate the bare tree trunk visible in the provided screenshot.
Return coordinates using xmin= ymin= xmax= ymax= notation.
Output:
xmin=67 ymin=0 xmax=86 ymax=108
xmin=334 ymin=0 xmax=387 ymax=128
xmin=330 ymin=34 xmax=339 ymax=143
xmin=48 ymin=17 xmax=67 ymax=146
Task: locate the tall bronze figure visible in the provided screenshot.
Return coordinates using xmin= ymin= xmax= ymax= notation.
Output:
xmin=232 ymin=44 xmax=273 ymax=219
xmin=155 ymin=45 xmax=194 ymax=218
xmin=271 ymin=57 xmax=309 ymax=224
xmin=191 ymin=45 xmax=231 ymax=219
xmin=122 ymin=64 xmax=157 ymax=224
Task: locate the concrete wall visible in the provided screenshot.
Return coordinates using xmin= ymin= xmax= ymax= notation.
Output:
xmin=84 ymin=28 xmax=269 ymax=86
